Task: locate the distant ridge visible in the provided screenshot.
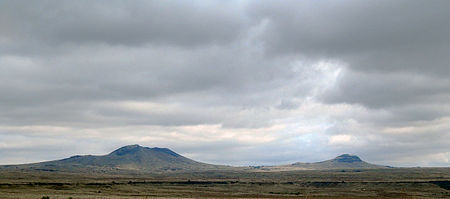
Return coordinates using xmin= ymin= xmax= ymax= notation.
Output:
xmin=333 ymin=154 xmax=362 ymax=163
xmin=290 ymin=154 xmax=387 ymax=169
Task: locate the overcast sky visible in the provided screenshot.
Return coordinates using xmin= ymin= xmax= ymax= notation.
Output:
xmin=0 ymin=0 xmax=449 ymax=167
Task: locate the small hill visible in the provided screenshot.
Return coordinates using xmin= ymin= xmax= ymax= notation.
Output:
xmin=290 ymin=154 xmax=387 ymax=169
xmin=2 ymin=145 xmax=224 ymax=173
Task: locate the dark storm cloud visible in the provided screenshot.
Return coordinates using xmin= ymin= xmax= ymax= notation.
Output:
xmin=0 ymin=0 xmax=246 ymax=48
xmin=249 ymin=0 xmax=450 ymax=75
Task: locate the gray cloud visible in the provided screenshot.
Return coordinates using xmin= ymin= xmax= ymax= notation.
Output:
xmin=248 ymin=0 xmax=450 ymax=125
xmin=0 ymin=0 xmax=448 ymax=166
xmin=249 ymin=0 xmax=450 ymax=75
xmin=321 ymin=70 xmax=450 ymax=109
xmin=0 ymin=44 xmax=308 ymax=127
xmin=0 ymin=0 xmax=246 ymax=48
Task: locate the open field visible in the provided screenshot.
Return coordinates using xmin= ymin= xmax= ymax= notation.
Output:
xmin=0 ymin=168 xmax=449 ymax=198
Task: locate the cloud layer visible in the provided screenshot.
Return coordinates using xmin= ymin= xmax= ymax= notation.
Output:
xmin=0 ymin=0 xmax=449 ymax=166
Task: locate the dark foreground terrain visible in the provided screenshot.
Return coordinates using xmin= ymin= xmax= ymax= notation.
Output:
xmin=0 ymin=168 xmax=449 ymax=198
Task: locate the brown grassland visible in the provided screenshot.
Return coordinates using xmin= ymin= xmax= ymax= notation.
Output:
xmin=0 ymin=168 xmax=449 ymax=198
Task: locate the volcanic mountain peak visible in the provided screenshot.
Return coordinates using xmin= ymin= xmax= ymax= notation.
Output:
xmin=108 ymin=144 xmax=181 ymax=157
xmin=333 ymin=154 xmax=362 ymax=163
xmin=2 ymin=145 xmax=223 ymax=173
xmin=110 ymin=144 xmax=143 ymax=156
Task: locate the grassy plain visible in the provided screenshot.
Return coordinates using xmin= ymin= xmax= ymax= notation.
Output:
xmin=0 ymin=168 xmax=449 ymax=198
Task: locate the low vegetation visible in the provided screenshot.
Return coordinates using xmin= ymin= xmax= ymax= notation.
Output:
xmin=0 ymin=168 xmax=449 ymax=198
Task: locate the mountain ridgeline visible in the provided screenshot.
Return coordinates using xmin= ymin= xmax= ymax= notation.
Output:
xmin=58 ymin=145 xmax=213 ymax=171
xmin=290 ymin=154 xmax=386 ymax=169
xmin=0 ymin=145 xmax=388 ymax=173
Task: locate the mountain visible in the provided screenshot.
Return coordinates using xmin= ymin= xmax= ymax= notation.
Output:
xmin=290 ymin=154 xmax=387 ymax=169
xmin=0 ymin=146 xmax=387 ymax=173
xmin=2 ymin=145 xmax=224 ymax=173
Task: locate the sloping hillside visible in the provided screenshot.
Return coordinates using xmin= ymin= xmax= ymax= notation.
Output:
xmin=290 ymin=154 xmax=387 ymax=169
xmin=2 ymin=145 xmax=225 ymax=173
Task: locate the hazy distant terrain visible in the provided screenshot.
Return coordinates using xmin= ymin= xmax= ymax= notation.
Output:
xmin=248 ymin=154 xmax=388 ymax=172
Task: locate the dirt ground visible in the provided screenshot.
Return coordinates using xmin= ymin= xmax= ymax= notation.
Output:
xmin=0 ymin=168 xmax=449 ymax=198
